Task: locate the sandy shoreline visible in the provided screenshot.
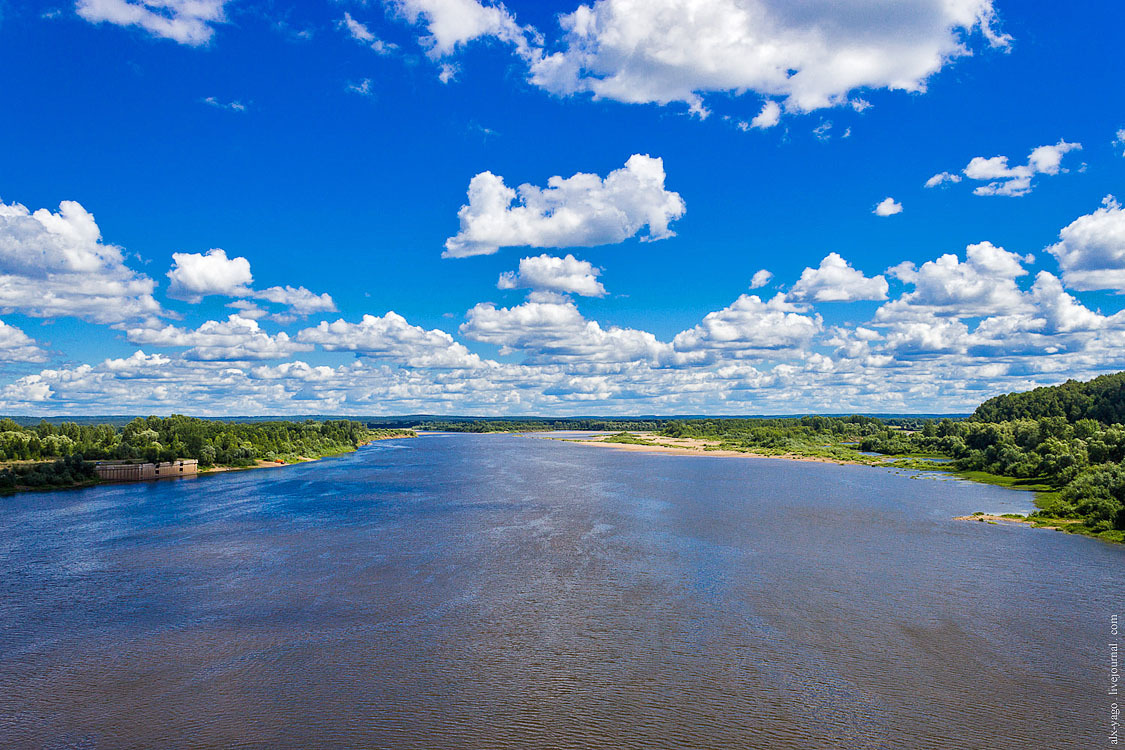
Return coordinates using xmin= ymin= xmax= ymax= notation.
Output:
xmin=953 ymin=513 xmax=1066 ymax=531
xmin=539 ymin=433 xmax=865 ymax=465
xmin=200 ymin=457 xmax=309 ymax=474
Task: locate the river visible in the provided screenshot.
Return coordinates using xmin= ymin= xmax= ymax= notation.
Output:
xmin=1 ymin=433 xmax=1121 ymax=749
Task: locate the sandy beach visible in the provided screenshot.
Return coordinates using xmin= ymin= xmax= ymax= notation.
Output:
xmin=539 ymin=432 xmax=866 ymax=465
xmin=953 ymin=513 xmax=1067 ymax=531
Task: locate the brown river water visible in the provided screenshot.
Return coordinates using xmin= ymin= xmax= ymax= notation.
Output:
xmin=1 ymin=432 xmax=1121 ymax=749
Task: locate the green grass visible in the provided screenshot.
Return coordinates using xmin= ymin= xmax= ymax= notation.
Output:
xmin=601 ymin=432 xmax=659 ymax=446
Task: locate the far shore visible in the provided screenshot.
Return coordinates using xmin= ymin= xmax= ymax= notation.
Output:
xmin=536 ymin=432 xmax=868 ymax=465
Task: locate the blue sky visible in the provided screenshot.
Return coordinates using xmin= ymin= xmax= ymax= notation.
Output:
xmin=0 ymin=0 xmax=1123 ymax=415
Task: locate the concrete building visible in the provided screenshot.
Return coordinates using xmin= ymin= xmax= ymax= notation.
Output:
xmin=94 ymin=459 xmax=199 ymax=482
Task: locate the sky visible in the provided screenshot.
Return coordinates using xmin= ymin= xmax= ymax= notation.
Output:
xmin=0 ymin=0 xmax=1123 ymax=416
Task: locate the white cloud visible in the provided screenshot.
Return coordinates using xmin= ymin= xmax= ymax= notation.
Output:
xmin=749 ymin=269 xmax=773 ymax=289
xmin=342 ymin=11 xmax=375 ymax=42
xmin=298 ymin=313 xmax=487 ymax=369
xmin=166 ymin=249 xmax=336 ymax=316
xmin=878 ymin=241 xmax=1031 ymax=320
xmin=389 ymin=0 xmax=535 ymax=59
xmin=254 ymin=286 xmax=337 ymax=316
xmin=0 ymin=197 xmax=162 ymax=324
xmin=202 ymin=96 xmax=246 ymax=112
xmin=749 ymin=101 xmax=781 ymax=129
xmin=1046 ymin=196 xmax=1125 ymax=291
xmin=528 ymin=0 xmax=1009 ymax=116
xmin=340 ymin=12 xmax=398 ymax=53
xmin=226 ymin=300 xmax=268 ymax=319
xmin=443 ymin=154 xmax=685 ymax=257
xmin=167 ymin=248 xmax=253 ymax=301
xmin=461 ymin=298 xmax=670 ymax=365
xmin=789 ymin=253 xmax=888 ymax=302
xmin=873 ymin=197 xmax=903 ymax=217
xmin=0 ymin=320 xmax=47 ymax=363
xmin=1115 ymin=129 xmax=1125 ymax=155
xmin=126 ymin=315 xmax=313 ymax=361
xmin=76 ymin=0 xmax=226 ymax=46
xmin=498 ymin=254 xmax=606 ymax=297
xmin=347 ymin=79 xmax=375 ymax=97
xmin=963 ymin=139 xmax=1082 ymax=197
xmin=672 ymin=293 xmax=821 ymax=360
xmin=924 ymin=171 xmax=962 ymax=188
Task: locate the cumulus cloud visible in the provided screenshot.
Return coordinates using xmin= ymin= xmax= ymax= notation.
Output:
xmin=528 ymin=0 xmax=1009 ymax=116
xmin=498 ymin=254 xmax=606 ymax=297
xmin=962 ymin=139 xmax=1082 ymax=197
xmin=389 ymin=0 xmax=535 ymax=59
xmin=924 ymin=171 xmax=963 ymax=188
xmin=672 ymin=293 xmax=821 ymax=360
xmin=1046 ymin=196 xmax=1125 ymax=291
xmin=76 ymin=0 xmax=226 ymax=45
xmin=126 ymin=315 xmax=313 ymax=361
xmin=873 ymin=197 xmax=903 ymax=217
xmin=443 ymin=154 xmax=685 ymax=257
xmin=254 ymin=286 xmax=337 ymax=315
xmin=878 ymin=241 xmax=1032 ymax=320
xmin=166 ymin=248 xmax=336 ymax=316
xmin=0 ymin=320 xmax=47 ymax=363
xmin=749 ymin=269 xmax=773 ymax=289
xmin=298 ymin=313 xmax=487 ymax=369
xmin=461 ymin=298 xmax=670 ymax=364
xmin=789 ymin=253 xmax=888 ymax=302
xmin=0 ymin=197 xmax=162 ymax=324
xmin=749 ymin=101 xmax=781 ymax=129
xmin=167 ymin=248 xmax=253 ymax=301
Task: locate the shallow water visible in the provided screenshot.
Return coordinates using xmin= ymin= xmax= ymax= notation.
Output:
xmin=0 ymin=433 xmax=1121 ymax=749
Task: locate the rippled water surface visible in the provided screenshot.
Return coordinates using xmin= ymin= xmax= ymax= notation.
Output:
xmin=1 ymin=433 xmax=1121 ymax=749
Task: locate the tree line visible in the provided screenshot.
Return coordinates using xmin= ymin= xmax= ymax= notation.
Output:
xmin=0 ymin=415 xmax=406 ymax=470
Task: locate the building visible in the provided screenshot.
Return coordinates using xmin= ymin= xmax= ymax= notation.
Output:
xmin=94 ymin=459 xmax=199 ymax=482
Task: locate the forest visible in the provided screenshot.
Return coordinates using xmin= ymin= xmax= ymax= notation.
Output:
xmin=0 ymin=416 xmax=410 ymax=491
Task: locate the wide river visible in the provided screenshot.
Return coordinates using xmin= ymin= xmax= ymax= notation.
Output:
xmin=1 ymin=433 xmax=1121 ymax=749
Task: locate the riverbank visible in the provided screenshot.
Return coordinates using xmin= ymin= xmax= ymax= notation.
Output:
xmin=953 ymin=513 xmax=1074 ymax=531
xmin=543 ymin=432 xmax=881 ymax=466
xmin=1 ymin=431 xmax=416 ymax=493
xmin=190 ymin=432 xmax=418 ymax=476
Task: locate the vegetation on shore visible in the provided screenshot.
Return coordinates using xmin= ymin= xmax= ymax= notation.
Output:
xmin=0 ymin=454 xmax=98 ymax=492
xmin=0 ymin=416 xmax=412 ymax=492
